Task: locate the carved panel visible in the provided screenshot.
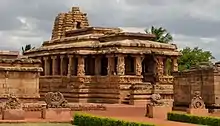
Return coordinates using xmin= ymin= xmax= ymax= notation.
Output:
xmin=77 ymin=57 xmax=85 ymax=76
xmin=117 ymin=56 xmax=125 ymax=75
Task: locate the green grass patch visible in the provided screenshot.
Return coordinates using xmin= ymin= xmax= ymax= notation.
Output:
xmin=167 ymin=112 xmax=220 ymax=126
xmin=73 ymin=112 xmax=156 ymax=126
xmin=0 ymin=123 xmax=72 ymax=126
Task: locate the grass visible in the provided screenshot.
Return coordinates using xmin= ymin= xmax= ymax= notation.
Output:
xmin=0 ymin=123 xmax=73 ymax=126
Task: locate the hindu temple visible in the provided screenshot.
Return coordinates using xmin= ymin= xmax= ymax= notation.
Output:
xmin=24 ymin=7 xmax=181 ymax=104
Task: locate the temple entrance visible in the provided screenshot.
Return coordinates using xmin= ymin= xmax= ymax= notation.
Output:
xmin=101 ymin=56 xmax=108 ymax=76
xmin=142 ymin=55 xmax=156 ymax=84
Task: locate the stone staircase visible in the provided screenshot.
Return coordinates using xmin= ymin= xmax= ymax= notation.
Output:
xmin=121 ymin=94 xmax=131 ymax=104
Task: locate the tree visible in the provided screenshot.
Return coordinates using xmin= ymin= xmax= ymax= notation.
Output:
xmin=145 ymin=26 xmax=173 ymax=43
xmin=178 ymin=47 xmax=215 ymax=71
xmin=21 ymin=44 xmax=34 ymax=54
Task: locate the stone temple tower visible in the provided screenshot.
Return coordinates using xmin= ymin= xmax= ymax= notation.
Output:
xmin=51 ymin=7 xmax=89 ymax=40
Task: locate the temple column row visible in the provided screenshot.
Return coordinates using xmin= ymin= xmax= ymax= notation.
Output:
xmin=156 ymin=56 xmax=178 ymax=76
xmin=42 ymin=55 xmax=178 ymax=76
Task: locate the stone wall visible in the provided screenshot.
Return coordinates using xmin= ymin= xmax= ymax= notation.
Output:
xmin=0 ymin=51 xmax=19 ymax=59
xmin=173 ymin=65 xmax=216 ymax=109
xmin=0 ymin=58 xmax=43 ymax=101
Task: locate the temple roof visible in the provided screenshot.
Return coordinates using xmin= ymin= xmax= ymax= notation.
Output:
xmin=24 ymin=7 xmax=181 ymax=57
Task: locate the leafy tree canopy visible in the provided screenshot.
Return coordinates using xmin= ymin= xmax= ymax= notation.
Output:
xmin=145 ymin=26 xmax=173 ymax=43
xmin=21 ymin=44 xmax=34 ymax=54
xmin=178 ymin=47 xmax=215 ymax=71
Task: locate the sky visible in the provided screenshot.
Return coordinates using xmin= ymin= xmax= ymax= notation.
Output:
xmin=0 ymin=0 xmax=219 ymax=60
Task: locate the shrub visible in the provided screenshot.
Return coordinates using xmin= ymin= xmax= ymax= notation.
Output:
xmin=167 ymin=112 xmax=220 ymax=126
xmin=73 ymin=112 xmax=155 ymax=126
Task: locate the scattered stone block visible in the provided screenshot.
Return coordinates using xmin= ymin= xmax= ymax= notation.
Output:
xmin=146 ymin=105 xmax=172 ymax=119
xmin=42 ymin=108 xmax=72 ymax=120
xmin=2 ymin=95 xmax=25 ymax=120
xmin=187 ymin=91 xmax=209 ymax=116
xmin=145 ymin=93 xmax=172 ymax=119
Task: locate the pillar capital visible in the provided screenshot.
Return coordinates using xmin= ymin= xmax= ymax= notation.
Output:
xmin=51 ymin=55 xmax=57 ymax=60
xmin=43 ymin=57 xmax=48 ymax=60
xmin=60 ymin=55 xmax=65 ymax=59
xmin=68 ymin=55 xmax=74 ymax=58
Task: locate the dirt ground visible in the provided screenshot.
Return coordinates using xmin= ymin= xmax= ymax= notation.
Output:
xmin=0 ymin=104 xmax=212 ymax=126
xmin=83 ymin=104 xmax=198 ymax=126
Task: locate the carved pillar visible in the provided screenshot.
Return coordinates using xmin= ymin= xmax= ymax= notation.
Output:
xmin=135 ymin=56 xmax=143 ymax=76
xmin=107 ymin=55 xmax=115 ymax=75
xmin=43 ymin=57 xmax=49 ymax=76
xmin=68 ymin=55 xmax=73 ymax=77
xmin=117 ymin=55 xmax=125 ymax=76
xmin=172 ymin=57 xmax=178 ymax=72
xmin=77 ymin=56 xmax=85 ymax=76
xmin=95 ymin=56 xmax=101 ymax=75
xmin=156 ymin=56 xmax=164 ymax=76
xmin=51 ymin=56 xmax=58 ymax=75
xmin=60 ymin=55 xmax=64 ymax=76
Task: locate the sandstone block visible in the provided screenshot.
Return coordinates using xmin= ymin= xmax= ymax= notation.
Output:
xmin=186 ymin=108 xmax=208 ymax=116
xmin=146 ymin=105 xmax=172 ymax=119
xmin=42 ymin=108 xmax=72 ymax=120
xmin=2 ymin=109 xmax=25 ymax=120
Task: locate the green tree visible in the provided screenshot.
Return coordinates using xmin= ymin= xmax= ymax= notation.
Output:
xmin=145 ymin=26 xmax=173 ymax=43
xmin=178 ymin=47 xmax=215 ymax=71
xmin=21 ymin=44 xmax=34 ymax=54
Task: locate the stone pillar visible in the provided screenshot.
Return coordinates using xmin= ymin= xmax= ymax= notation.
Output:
xmin=68 ymin=55 xmax=73 ymax=77
xmin=135 ymin=56 xmax=143 ymax=76
xmin=77 ymin=56 xmax=85 ymax=76
xmin=95 ymin=56 xmax=101 ymax=75
xmin=156 ymin=56 xmax=164 ymax=76
xmin=60 ymin=55 xmax=64 ymax=76
xmin=43 ymin=57 xmax=49 ymax=76
xmin=172 ymin=57 xmax=178 ymax=72
xmin=107 ymin=55 xmax=115 ymax=75
xmin=51 ymin=56 xmax=58 ymax=75
xmin=117 ymin=55 xmax=125 ymax=76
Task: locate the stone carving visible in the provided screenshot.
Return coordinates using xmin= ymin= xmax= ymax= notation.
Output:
xmin=190 ymin=91 xmax=205 ymax=109
xmin=154 ymin=57 xmax=164 ymax=76
xmin=117 ymin=56 xmax=125 ymax=75
xmin=44 ymin=92 xmax=68 ymax=108
xmin=4 ymin=94 xmax=22 ymax=109
xmin=135 ymin=57 xmax=142 ymax=76
xmin=149 ymin=93 xmax=164 ymax=106
xmin=77 ymin=57 xmax=85 ymax=76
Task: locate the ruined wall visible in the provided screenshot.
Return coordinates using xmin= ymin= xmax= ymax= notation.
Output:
xmin=173 ymin=68 xmax=215 ymax=108
xmin=0 ymin=51 xmax=19 ymax=59
xmin=0 ymin=58 xmax=43 ymax=101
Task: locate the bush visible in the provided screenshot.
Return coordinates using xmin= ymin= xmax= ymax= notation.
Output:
xmin=167 ymin=112 xmax=220 ymax=126
xmin=73 ymin=112 xmax=155 ymax=126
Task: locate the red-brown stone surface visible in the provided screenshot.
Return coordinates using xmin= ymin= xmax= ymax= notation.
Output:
xmin=2 ymin=109 xmax=25 ymax=120
xmin=42 ymin=108 xmax=72 ymax=120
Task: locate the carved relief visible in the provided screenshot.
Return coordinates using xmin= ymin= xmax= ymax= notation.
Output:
xmin=77 ymin=57 xmax=85 ymax=76
xmin=117 ymin=56 xmax=125 ymax=75
xmin=4 ymin=94 xmax=22 ymax=109
xmin=172 ymin=58 xmax=178 ymax=72
xmin=149 ymin=93 xmax=164 ymax=106
xmin=190 ymin=91 xmax=205 ymax=109
xmin=135 ymin=57 xmax=142 ymax=76
xmin=44 ymin=92 xmax=68 ymax=108
xmin=155 ymin=56 xmax=164 ymax=76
